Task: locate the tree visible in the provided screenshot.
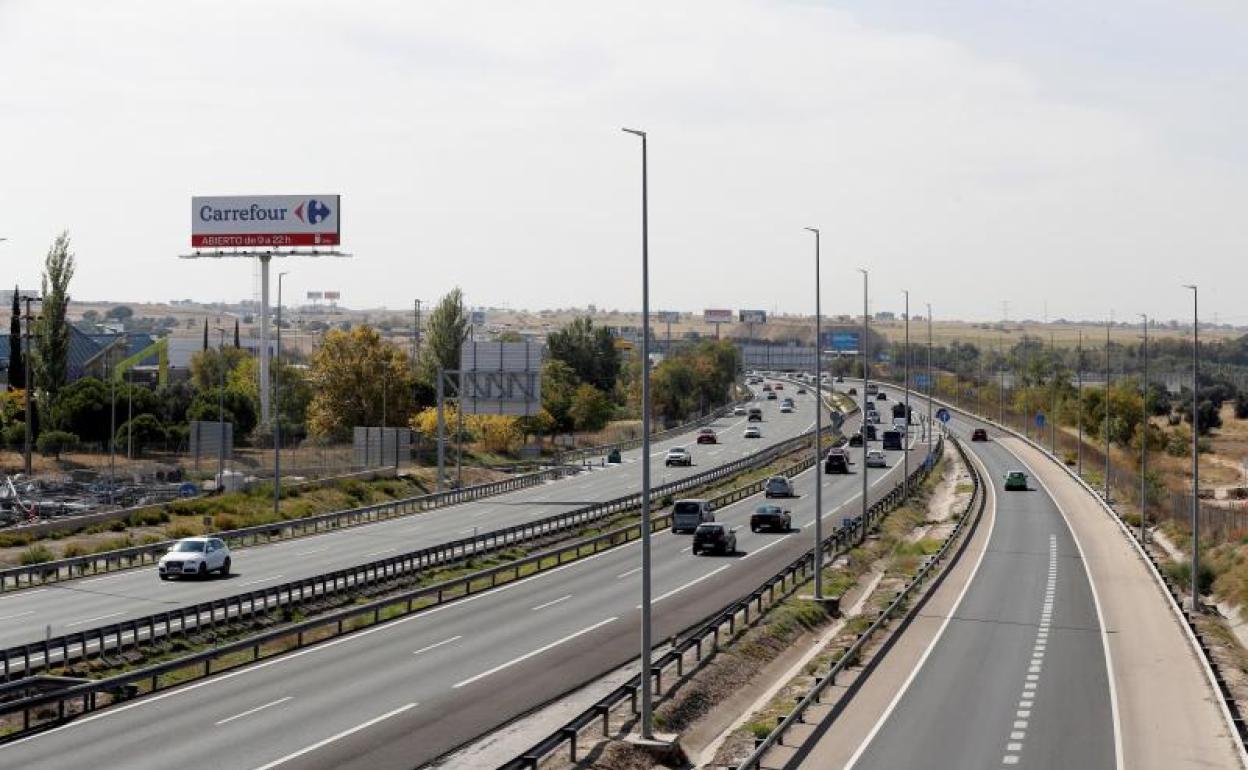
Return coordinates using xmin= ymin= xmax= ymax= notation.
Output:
xmin=49 ymin=377 xmax=112 ymax=444
xmin=308 ymin=326 xmax=416 ymax=440
xmin=7 ymin=287 xmax=22 ymax=390
xmin=105 ymin=305 xmax=133 ymax=321
xmin=187 ymin=387 xmax=259 ymax=437
xmin=190 ymin=346 xmax=251 ymax=393
xmin=418 ymin=288 xmax=468 ymax=387
xmin=546 ymin=317 xmax=620 ymax=393
xmin=541 ymin=359 xmax=580 ymax=433
xmin=115 ymin=413 xmax=168 ymax=455
xmin=36 ymin=430 xmax=77 ymax=459
xmin=202 ymin=318 xmax=208 ymax=351
xmin=34 ymin=232 xmax=75 ymax=401
xmin=233 ymin=318 xmax=240 ymax=348
xmin=569 ymin=384 xmax=613 ymax=432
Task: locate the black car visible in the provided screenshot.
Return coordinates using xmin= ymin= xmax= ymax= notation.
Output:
xmin=606 ymin=448 xmax=622 ymax=463
xmin=876 ymin=392 xmax=888 ymax=401
xmin=824 ymin=452 xmax=851 ymax=474
xmin=863 ymin=424 xmax=877 ymax=441
xmin=972 ymin=428 xmax=989 ymax=442
xmin=848 ymin=387 xmax=858 ymax=396
xmin=849 ymin=433 xmax=864 ymax=447
xmin=692 ymin=523 xmax=737 ymax=555
xmin=750 ymin=504 xmax=792 ymax=532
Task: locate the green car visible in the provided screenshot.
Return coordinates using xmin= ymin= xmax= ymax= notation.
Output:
xmin=1004 ymin=471 xmax=1028 ymax=491
xmin=606 ymin=448 xmax=622 ymax=464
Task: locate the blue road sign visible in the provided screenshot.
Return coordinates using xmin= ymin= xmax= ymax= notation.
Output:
xmin=936 ymin=407 xmax=951 ymax=424
xmin=914 ymin=374 xmax=932 ymax=389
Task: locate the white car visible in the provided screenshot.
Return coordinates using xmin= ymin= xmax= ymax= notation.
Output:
xmin=665 ymin=446 xmax=693 ymax=467
xmin=159 ymin=537 xmax=231 ymax=580
xmin=733 ymin=406 xmax=747 ymax=416
xmin=744 ymin=426 xmax=762 ymax=439
xmin=865 ymin=449 xmax=887 ymax=468
xmin=779 ymin=404 xmax=793 ymax=413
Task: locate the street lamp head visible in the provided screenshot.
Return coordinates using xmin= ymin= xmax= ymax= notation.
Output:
xmin=857 ymin=267 xmax=868 ymax=276
xmin=1183 ymin=284 xmax=1197 ymax=291
xmin=622 ymin=127 xmax=646 ymax=138
xmin=804 ymin=227 xmax=819 ymax=235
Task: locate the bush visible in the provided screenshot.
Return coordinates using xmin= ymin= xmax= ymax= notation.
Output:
xmin=115 ymin=413 xmax=168 ymax=455
xmin=0 ymin=532 xmax=33 ymax=548
xmin=1 ymin=422 xmax=25 ymax=449
xmin=62 ymin=543 xmax=87 ymax=558
xmin=19 ymin=544 xmax=55 ymax=565
xmin=1162 ymin=558 xmax=1214 ymax=596
xmin=36 ymin=430 xmax=79 ymax=459
xmin=128 ymin=508 xmax=170 ymax=527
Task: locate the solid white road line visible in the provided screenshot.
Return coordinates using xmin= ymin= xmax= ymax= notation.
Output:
xmin=616 ymin=567 xmax=641 ymax=579
xmin=412 ymin=635 xmax=462 ymax=656
xmin=238 ymin=575 xmax=284 ymax=587
xmin=741 ymin=537 xmax=785 ymax=560
xmin=363 ymin=548 xmax=396 ymax=557
xmin=65 ymin=611 xmax=124 ymax=628
xmin=530 ymin=594 xmax=573 ymax=612
xmin=249 ymin=702 xmax=417 ymax=770
xmin=0 ymin=610 xmax=35 ymax=621
xmin=643 ymin=565 xmax=731 ymax=608
xmin=215 ymin=696 xmax=293 ymax=726
xmin=452 ymin=617 xmax=618 ymax=689
xmin=294 ymin=547 xmax=328 ymax=556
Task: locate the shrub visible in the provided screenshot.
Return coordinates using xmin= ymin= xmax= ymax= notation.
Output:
xmin=1 ymin=422 xmax=25 ymax=449
xmin=0 ymin=532 xmax=33 ymax=548
xmin=128 ymin=508 xmax=170 ymax=528
xmin=62 ymin=543 xmax=87 ymax=558
xmin=36 ymin=430 xmax=78 ymax=459
xmin=19 ymin=544 xmax=55 ymax=565
xmin=213 ymin=513 xmax=240 ymax=532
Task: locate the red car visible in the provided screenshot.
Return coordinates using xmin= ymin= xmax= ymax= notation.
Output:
xmin=774 ymin=383 xmax=784 ymax=390
xmin=696 ymin=428 xmax=718 ymax=445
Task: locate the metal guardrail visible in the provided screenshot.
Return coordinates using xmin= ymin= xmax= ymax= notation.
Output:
xmin=0 ymin=427 xmax=822 ymax=682
xmin=0 ymin=422 xmax=832 ymax=739
xmin=497 ymin=436 xmax=945 ymax=770
xmin=731 ymin=435 xmax=979 ymax=770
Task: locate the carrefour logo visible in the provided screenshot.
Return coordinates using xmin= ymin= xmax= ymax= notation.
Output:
xmin=294 ymin=199 xmax=332 ymax=225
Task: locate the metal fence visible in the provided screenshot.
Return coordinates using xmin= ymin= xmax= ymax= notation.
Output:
xmin=498 ymin=437 xmax=947 ymax=770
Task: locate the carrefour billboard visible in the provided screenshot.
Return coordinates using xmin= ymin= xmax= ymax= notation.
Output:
xmin=192 ymin=195 xmax=341 ymax=248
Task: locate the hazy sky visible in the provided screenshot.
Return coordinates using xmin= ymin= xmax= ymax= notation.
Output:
xmin=1 ymin=0 xmax=1244 ymax=324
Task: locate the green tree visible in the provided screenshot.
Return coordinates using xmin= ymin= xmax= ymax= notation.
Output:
xmin=546 ymin=317 xmax=621 ymax=393
xmin=34 ymin=232 xmax=75 ymax=401
xmin=8 ymin=287 xmax=23 ymax=390
xmin=105 ymin=305 xmax=133 ymax=321
xmin=187 ymin=388 xmax=259 ymax=437
xmin=309 ymin=326 xmax=416 ymax=440
xmin=190 ymin=346 xmax=251 ymax=392
xmin=418 ymin=288 xmax=468 ymax=387
xmin=541 ymin=359 xmax=580 ymax=433
xmin=115 ymin=413 xmax=168 ymax=455
xmin=36 ymin=429 xmax=77 ymax=459
xmin=568 ymin=384 xmax=614 ymax=432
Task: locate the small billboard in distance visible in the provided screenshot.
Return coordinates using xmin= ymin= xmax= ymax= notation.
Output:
xmin=739 ymin=310 xmax=767 ymax=324
xmin=703 ymin=309 xmax=733 ymax=324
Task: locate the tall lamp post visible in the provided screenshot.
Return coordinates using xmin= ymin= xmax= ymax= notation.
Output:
xmin=903 ymin=290 xmax=910 ymax=496
xmin=926 ymin=304 xmax=933 ymax=441
xmin=1139 ymin=313 xmax=1148 ymax=544
xmin=805 ymin=227 xmax=825 ymax=599
xmin=1104 ymin=315 xmax=1112 ymax=500
xmin=215 ymin=327 xmax=227 ymax=487
xmin=1077 ymin=331 xmax=1084 ymax=477
xmin=622 ymin=126 xmax=655 ymax=739
xmin=274 ymin=272 xmax=290 ymax=519
xmin=1184 ymin=284 xmax=1199 ymax=612
xmin=20 ymin=296 xmax=40 ymax=476
xmin=859 ymin=269 xmax=869 ymax=536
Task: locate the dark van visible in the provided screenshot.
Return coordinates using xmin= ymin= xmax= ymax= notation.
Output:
xmin=882 ymin=430 xmax=903 ymax=451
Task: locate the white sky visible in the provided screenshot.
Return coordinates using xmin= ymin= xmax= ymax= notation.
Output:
xmin=1 ymin=0 xmax=1244 ymax=324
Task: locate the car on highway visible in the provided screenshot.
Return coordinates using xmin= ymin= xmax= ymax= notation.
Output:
xmin=774 ymin=383 xmax=784 ymax=390
xmin=1004 ymin=471 xmax=1028 ymax=491
xmin=747 ymin=407 xmax=763 ymax=422
xmin=865 ymin=449 xmax=887 ymax=468
xmin=665 ymin=447 xmax=693 ymax=467
xmin=849 ymin=433 xmax=864 ymax=447
xmin=862 ymin=424 xmax=878 ymax=441
xmin=866 ymin=384 xmax=878 ymax=395
xmin=847 ymin=387 xmax=857 ymax=396
xmin=696 ymin=428 xmax=718 ymax=445
xmin=671 ymin=498 xmax=715 ymax=533
xmin=750 ymin=504 xmax=792 ymax=532
xmin=762 ymin=383 xmax=772 ymax=391
xmin=743 ymin=425 xmax=762 ymax=439
xmin=766 ymin=391 xmax=778 ymax=400
xmin=692 ymin=522 xmax=737 ymax=555
xmin=882 ymin=430 xmax=903 ymax=451
xmin=733 ymin=406 xmax=747 ymax=416
xmin=876 ymin=391 xmax=887 ymax=401
xmin=606 ymin=448 xmax=622 ymax=464
xmin=892 ymin=416 xmax=908 ymax=430
xmin=764 ymin=475 xmax=795 ymax=498
xmin=865 ymin=411 xmax=880 ymax=424
xmin=972 ymin=428 xmax=989 ymax=442
xmin=158 ymin=537 xmax=231 ymax=580
xmin=835 ymin=376 xmax=844 ymax=383
xmin=779 ymin=403 xmax=793 ymax=413
xmin=797 ymin=387 xmax=807 ymax=394
xmin=824 ymin=448 xmax=851 ymax=474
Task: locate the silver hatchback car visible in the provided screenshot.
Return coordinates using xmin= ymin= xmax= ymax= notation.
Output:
xmin=764 ymin=475 xmax=795 ymax=498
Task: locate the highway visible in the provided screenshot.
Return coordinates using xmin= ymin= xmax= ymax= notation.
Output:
xmin=797 ymin=398 xmax=1117 ymax=769
xmin=0 ymin=383 xmax=815 ymax=651
xmin=0 ymin=388 xmax=929 ymax=769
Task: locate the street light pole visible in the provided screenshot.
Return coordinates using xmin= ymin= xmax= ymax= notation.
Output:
xmin=1105 ymin=316 xmax=1111 ymax=500
xmin=926 ymin=304 xmax=933 ymax=442
xmin=1077 ymin=330 xmax=1084 ymax=477
xmin=903 ymin=290 xmax=910 ymax=497
xmin=805 ymin=227 xmax=825 ymax=599
xmin=859 ymin=269 xmax=869 ymax=538
xmin=215 ymin=327 xmax=227 ymax=488
xmin=623 ymin=126 xmax=655 ymax=739
xmin=109 ymin=345 xmax=116 ymax=504
xmin=1184 ymin=284 xmax=1200 ymax=611
xmin=21 ymin=297 xmax=39 ymax=477
xmin=1139 ymin=313 xmax=1148 ymax=544
xmin=275 ymin=272 xmax=289 ymax=519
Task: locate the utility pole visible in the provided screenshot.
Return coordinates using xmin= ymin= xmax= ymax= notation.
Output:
xmin=1105 ymin=316 xmax=1111 ymax=500
xmin=859 ymin=269 xmax=869 ymax=539
xmin=275 ymin=272 xmax=289 ymax=518
xmin=805 ymin=227 xmax=825 ymax=600
xmin=1140 ymin=313 xmax=1148 ymax=544
xmin=926 ymin=304 xmax=933 ymax=442
xmin=1184 ymin=285 xmax=1199 ymax=611
xmin=216 ymin=327 xmax=227 ymax=488
xmin=1077 ymin=330 xmax=1084 ymax=478
xmin=126 ymin=368 xmax=133 ymax=461
xmin=21 ymin=296 xmax=39 ymax=476
xmin=109 ymin=344 xmax=116 ymax=504
xmin=412 ymin=299 xmax=422 ymax=366
xmin=903 ymin=290 xmax=910 ymax=497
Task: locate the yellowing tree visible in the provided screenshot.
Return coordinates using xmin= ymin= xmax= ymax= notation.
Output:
xmin=308 ymin=326 xmax=415 ymax=441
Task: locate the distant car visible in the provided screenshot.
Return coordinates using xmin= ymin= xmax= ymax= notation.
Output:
xmin=780 ymin=404 xmax=793 ymax=414
xmin=733 ymin=406 xmax=747 ymax=416
xmin=744 ymin=426 xmax=762 ymax=439
xmin=849 ymin=433 xmax=864 ymax=447
xmin=797 ymin=387 xmax=807 ymax=395
xmin=665 ymin=447 xmax=692 ymax=467
xmin=865 ymin=412 xmax=880 ymax=424
xmin=866 ymin=384 xmax=878 ymax=395
xmin=863 ymin=424 xmax=878 ymax=441
xmin=774 ymin=384 xmax=784 ymax=390
xmin=764 ymin=475 xmax=795 ymax=498
xmin=971 ymin=428 xmax=989 ymax=442
xmin=835 ymin=376 xmax=844 ymax=383
xmin=672 ymin=498 xmax=716 ymax=533
xmin=696 ymin=428 xmax=718 ymax=445
xmin=159 ymin=537 xmax=231 ymax=580
xmin=876 ymin=392 xmax=888 ymax=401
xmin=865 ymin=449 xmax=887 ymax=468
xmin=824 ymin=450 xmax=851 ymax=474
xmin=1004 ymin=471 xmax=1028 ymax=491
xmin=751 ymin=504 xmax=792 ymax=532
xmin=766 ymin=392 xmax=778 ymax=400
xmin=882 ymin=430 xmax=903 ymax=451
xmin=892 ymin=416 xmax=908 ymax=430
xmin=762 ymin=383 xmax=773 ymax=391
xmin=848 ymin=387 xmax=858 ymax=396
xmin=606 ymin=448 xmax=622 ymax=463
xmin=747 ymin=407 xmax=763 ymax=422
xmin=692 ymin=522 xmax=737 ymax=555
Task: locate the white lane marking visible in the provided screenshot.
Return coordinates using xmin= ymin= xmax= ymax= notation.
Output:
xmin=77 ymin=574 xmax=129 ymax=585
xmin=238 ymin=575 xmax=284 ymax=587
xmin=215 ymin=696 xmax=292 ymax=726
xmin=680 ymin=546 xmax=692 ymax=554
xmin=842 ymin=449 xmax=998 ymax=770
xmin=616 ymin=567 xmax=641 ymax=579
xmin=643 ymin=564 xmax=731 ymax=608
xmin=0 ymin=589 xmax=48 ymax=601
xmin=0 ymin=610 xmax=35 ymax=621
xmin=452 ymin=617 xmax=617 ymax=688
xmin=294 ymin=547 xmax=328 ymax=556
xmin=1020 ymin=455 xmax=1126 ymax=770
xmin=412 ymin=635 xmax=462 ymax=656
xmin=248 ymin=702 xmax=417 ymax=770
xmin=530 ymin=594 xmax=572 ymax=612
xmin=363 ymin=548 xmax=396 ymax=557
xmin=741 ymin=537 xmax=786 ymax=560
xmin=65 ymin=611 xmax=124 ymax=628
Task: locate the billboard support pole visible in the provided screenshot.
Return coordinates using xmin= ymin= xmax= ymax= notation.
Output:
xmin=259 ymin=255 xmax=271 ymax=425
xmin=436 ymin=369 xmax=446 ymax=494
